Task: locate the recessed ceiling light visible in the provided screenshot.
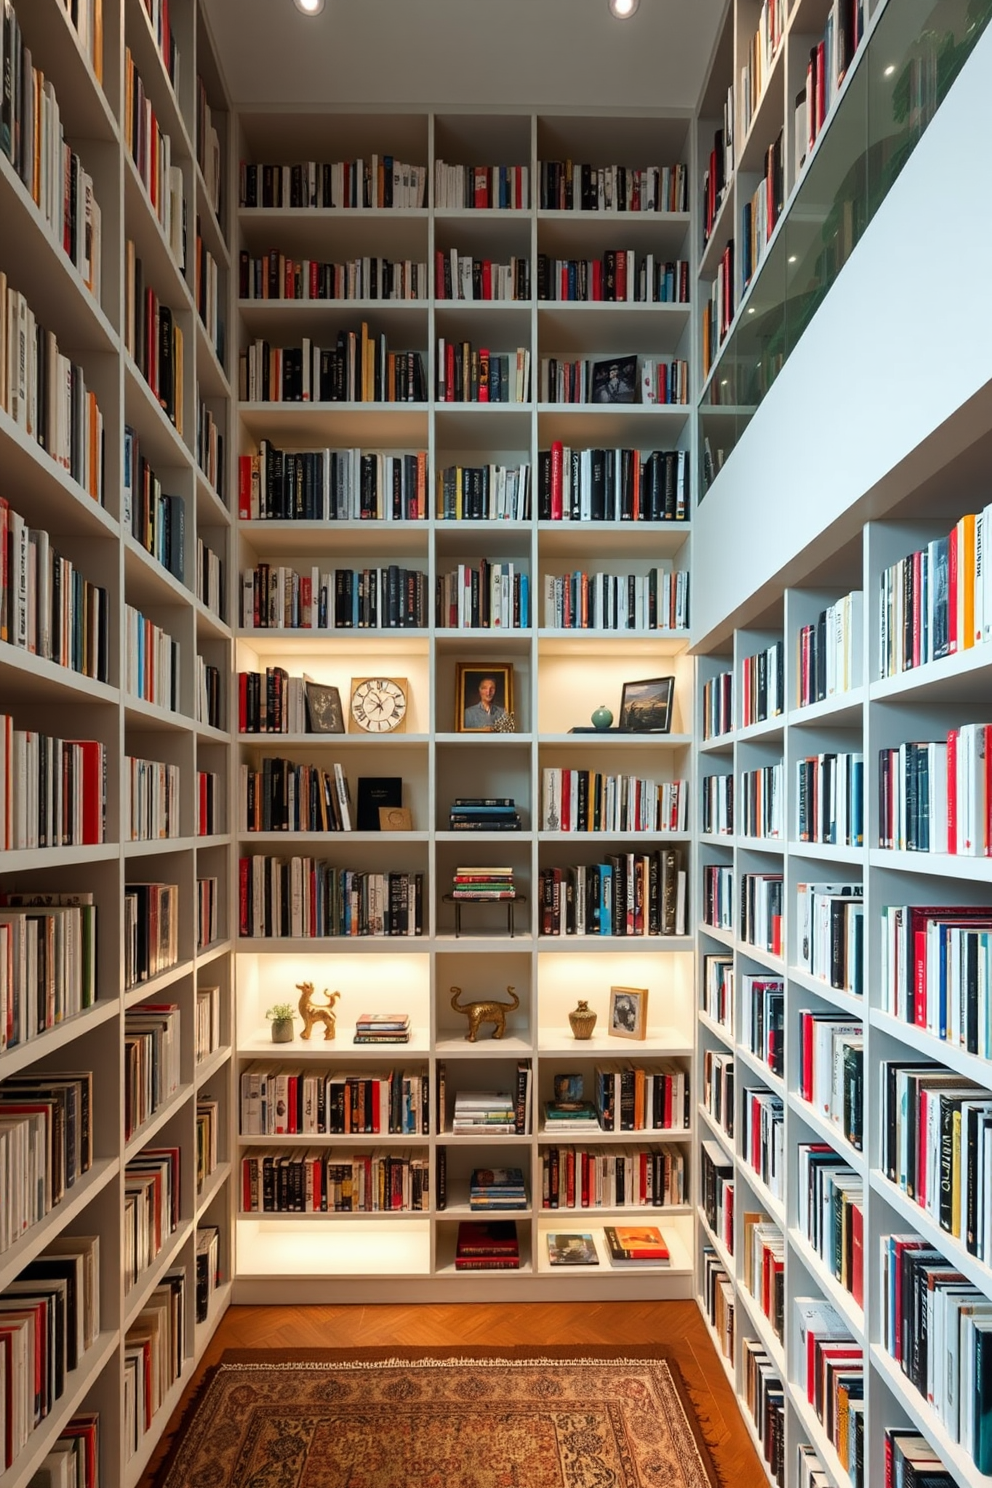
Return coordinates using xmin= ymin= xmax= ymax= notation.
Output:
xmin=609 ymin=0 xmax=640 ymax=18
xmin=884 ymin=64 xmax=896 ymax=76
xmin=788 ymin=255 xmax=796 ymax=263
xmin=294 ymin=0 xmax=324 ymax=13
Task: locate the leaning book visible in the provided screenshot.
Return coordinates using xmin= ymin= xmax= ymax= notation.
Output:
xmin=603 ymin=1224 xmax=670 ymax=1264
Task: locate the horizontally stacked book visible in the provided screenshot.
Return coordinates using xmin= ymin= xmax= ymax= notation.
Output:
xmin=470 ymin=1166 xmax=528 ymax=1211
xmin=451 ymin=867 xmax=515 ymax=899
xmin=452 ymin=1090 xmax=517 ymax=1134
xmin=603 ymin=1225 xmax=671 ymax=1265
xmin=455 ymin=1220 xmax=519 ymax=1271
xmin=449 ymin=798 xmax=522 ymax=832
xmin=354 ymin=1012 xmax=411 ymax=1045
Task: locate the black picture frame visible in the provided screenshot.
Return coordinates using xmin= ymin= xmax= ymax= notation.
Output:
xmin=619 ymin=676 xmax=674 ymax=734
xmin=304 ymin=681 xmax=345 ymax=734
xmin=591 ymin=354 xmax=637 ymax=404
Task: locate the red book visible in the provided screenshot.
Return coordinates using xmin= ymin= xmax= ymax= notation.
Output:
xmin=815 ymin=42 xmax=827 ymax=133
xmin=238 ymin=454 xmax=252 ymax=518
xmin=615 ymin=252 xmax=627 ymax=301
xmin=63 ymin=739 xmax=105 ymax=843
xmin=473 ymin=166 xmax=488 ymax=208
xmin=591 ymin=259 xmax=603 ymax=300
xmin=550 ymin=440 xmax=564 ymax=520
xmin=445 ymin=341 xmax=455 ymax=402
xmin=851 ymin=1203 xmax=864 ymax=1308
xmin=481 ymin=260 xmax=492 ymax=300
xmin=435 ymin=249 xmax=445 ymax=299
xmin=986 ymin=724 xmax=992 ymax=854
xmin=478 ymin=348 xmax=490 ymax=403
xmin=309 ymin=260 xmax=319 ymax=298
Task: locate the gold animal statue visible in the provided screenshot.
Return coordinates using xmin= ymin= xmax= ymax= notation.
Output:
xmin=450 ymin=985 xmax=519 ymax=1041
xmin=297 ymin=982 xmax=341 ymax=1040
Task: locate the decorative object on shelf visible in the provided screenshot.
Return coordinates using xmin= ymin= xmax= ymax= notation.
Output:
xmin=450 ymin=984 xmax=519 ymax=1041
xmin=619 ymin=675 xmax=674 ymax=733
xmin=356 ymin=776 xmax=402 ymax=830
xmin=568 ymin=1000 xmax=598 ymax=1040
xmin=297 ymin=982 xmax=341 ymax=1040
xmin=379 ymin=806 xmax=413 ymax=831
xmin=349 ymin=677 xmax=408 ymax=734
xmin=266 ymin=1003 xmax=296 ymax=1042
xmin=456 ymin=663 xmax=515 ymax=732
xmin=591 ymin=355 xmax=637 ymax=403
xmin=305 ymin=681 xmax=345 ymax=734
xmin=608 ymin=985 xmax=648 ymax=1041
xmin=591 ymin=704 xmax=614 ymax=730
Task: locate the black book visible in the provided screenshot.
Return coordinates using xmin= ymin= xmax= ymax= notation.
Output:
xmin=357 ymin=777 xmax=402 ymax=831
xmin=158 ymin=303 xmax=174 ymax=421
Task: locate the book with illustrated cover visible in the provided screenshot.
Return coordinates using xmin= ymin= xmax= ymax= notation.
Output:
xmin=547 ymin=1233 xmax=598 ymax=1265
xmin=603 ymin=1224 xmax=670 ymax=1264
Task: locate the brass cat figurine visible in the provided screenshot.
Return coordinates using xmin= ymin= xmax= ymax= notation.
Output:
xmin=450 ymin=985 xmax=519 ymax=1041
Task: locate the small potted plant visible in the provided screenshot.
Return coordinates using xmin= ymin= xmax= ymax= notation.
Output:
xmin=266 ymin=1003 xmax=295 ymax=1043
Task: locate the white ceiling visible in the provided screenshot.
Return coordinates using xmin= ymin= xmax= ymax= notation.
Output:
xmin=202 ymin=0 xmax=727 ymax=113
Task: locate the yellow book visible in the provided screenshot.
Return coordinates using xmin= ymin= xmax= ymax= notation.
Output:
xmin=959 ymin=511 xmax=976 ymax=650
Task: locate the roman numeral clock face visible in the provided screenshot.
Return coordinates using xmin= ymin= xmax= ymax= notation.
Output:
xmin=350 ymin=677 xmax=408 ymax=733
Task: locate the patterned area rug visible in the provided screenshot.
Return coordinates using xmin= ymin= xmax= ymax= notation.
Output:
xmin=155 ymin=1347 xmax=722 ymax=1487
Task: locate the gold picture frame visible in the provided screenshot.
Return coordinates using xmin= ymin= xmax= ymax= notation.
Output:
xmin=608 ymin=985 xmax=648 ymax=1041
xmin=456 ymin=663 xmax=515 ymax=732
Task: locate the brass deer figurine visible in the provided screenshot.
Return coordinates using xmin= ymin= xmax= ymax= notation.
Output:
xmin=297 ymin=982 xmax=341 ymax=1040
xmin=450 ymin=985 xmax=519 ymax=1041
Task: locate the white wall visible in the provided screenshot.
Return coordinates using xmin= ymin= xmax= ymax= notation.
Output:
xmin=693 ymin=22 xmax=992 ymax=648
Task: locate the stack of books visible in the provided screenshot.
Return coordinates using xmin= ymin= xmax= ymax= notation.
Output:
xmin=452 ymin=866 xmax=516 ymax=899
xmin=449 ymin=798 xmax=522 ymax=831
xmin=543 ymin=1073 xmax=600 ymax=1132
xmin=455 ymin=1220 xmax=520 ymax=1270
xmin=470 ymin=1166 xmax=528 ymax=1211
xmin=604 ymin=1224 xmax=671 ymax=1266
xmin=353 ymin=1012 xmax=411 ymax=1044
xmin=452 ymin=1089 xmax=517 ymax=1133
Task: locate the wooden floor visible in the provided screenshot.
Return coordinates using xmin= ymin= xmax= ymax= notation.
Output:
xmin=140 ymin=1299 xmax=766 ymax=1485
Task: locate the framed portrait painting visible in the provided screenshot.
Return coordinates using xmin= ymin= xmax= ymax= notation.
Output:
xmin=456 ymin=663 xmax=515 ymax=732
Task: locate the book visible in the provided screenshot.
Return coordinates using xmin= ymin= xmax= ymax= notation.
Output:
xmin=356 ymin=777 xmax=402 ymax=831
xmin=547 ymin=1232 xmax=599 ymax=1265
xmin=603 ymin=1224 xmax=671 ymax=1264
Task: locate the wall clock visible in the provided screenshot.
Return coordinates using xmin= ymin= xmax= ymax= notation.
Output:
xmin=349 ymin=677 xmax=409 ymax=734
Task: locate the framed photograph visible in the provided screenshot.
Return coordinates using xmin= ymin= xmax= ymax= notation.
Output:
xmin=591 ymin=355 xmax=637 ymax=404
xmin=304 ymin=681 xmax=344 ymax=734
xmin=608 ymin=986 xmax=648 ymax=1041
xmin=619 ymin=676 xmax=675 ymax=734
xmin=456 ymin=663 xmax=515 ymax=732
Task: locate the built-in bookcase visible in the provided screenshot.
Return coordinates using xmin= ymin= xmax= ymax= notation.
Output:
xmin=231 ymin=106 xmax=698 ymax=1302
xmin=0 ymin=0 xmax=234 ymax=1482
xmin=694 ymin=500 xmax=992 ymax=1486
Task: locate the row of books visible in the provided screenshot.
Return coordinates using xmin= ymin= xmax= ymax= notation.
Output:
xmin=195 ymin=74 xmax=221 ymax=218
xmin=0 ymin=498 xmax=109 ymax=679
xmin=796 ymin=590 xmax=862 ymax=706
xmin=123 ymin=1267 xmax=185 ymax=1460
xmin=124 ymin=881 xmax=179 ymax=988
xmin=702 ymin=1048 xmax=733 ymax=1139
xmin=238 ymin=563 xmax=429 ymax=631
xmin=193 ymin=223 xmax=223 ymax=361
xmin=799 ymin=1 xmax=866 ymax=175
xmin=240 ymin=250 xmax=429 ymax=302
xmin=0 ymin=0 xmax=102 ymax=298
xmin=195 ymin=1098 xmax=219 ymax=1194
xmin=0 ymin=892 xmax=97 ymax=1052
xmin=703 ymin=954 xmax=733 ymax=1031
xmin=238 ymin=333 xmax=427 ymax=403
xmin=742 ymin=1209 xmax=783 ymax=1342
xmin=27 ymin=1410 xmax=99 ymax=1487
xmin=878 ymin=724 xmax=992 ymax=855
xmin=881 ymin=1428 xmax=956 ymax=1488
xmin=701 ymin=668 xmax=733 ymax=740
xmin=240 ymin=1147 xmax=430 ymax=1212
xmin=739 ymin=130 xmax=782 ymax=291
xmin=143 ymin=0 xmax=179 ymax=84
xmin=195 ymin=1224 xmax=220 ymax=1326
xmin=741 ymin=1086 xmax=784 ymax=1201
xmin=433 ymin=160 xmax=529 ymax=211
xmin=538 ymin=355 xmax=689 ymax=406
xmin=238 ymin=444 xmax=428 ymax=522
xmin=740 ymin=872 xmax=784 ymax=957
xmin=739 ymin=0 xmax=785 ymax=142
xmin=739 ymin=762 xmax=783 ymax=840
xmin=124 ymin=604 xmax=181 ymax=710
xmin=124 ymin=1146 xmax=179 ymax=1292
xmin=123 ymin=427 xmax=186 ymax=583
xmin=797 ymin=751 xmax=864 ymax=846
xmin=879 ymin=507 xmax=992 ymax=677
xmin=436 ymin=339 xmax=529 ymax=403
xmin=437 ymin=561 xmax=529 ymax=629
xmin=880 ymin=903 xmax=992 ymax=1059
xmin=540 ymin=770 xmax=688 ymax=835
xmin=195 ymin=984 xmax=221 ymax=1064
xmin=588 ymin=1061 xmax=689 ymax=1134
xmin=741 ymin=639 xmax=785 ymax=726
xmin=237 ymin=858 xmax=425 ymax=939
xmin=197 ymin=400 xmax=225 ymax=494
xmin=436 ymin=251 xmax=530 ymax=302
xmin=701 ymin=773 xmax=732 ymax=836
xmin=125 ymin=756 xmax=180 ymax=842
xmin=240 ymin=1066 xmax=429 ymax=1136
xmin=743 ymin=1341 xmax=784 ymax=1487
xmin=539 ymin=1145 xmax=686 ymax=1209
xmin=798 ymin=1010 xmax=863 ymax=1148
xmin=0 ymin=273 xmax=106 ymax=502
xmin=880 ymin=1060 xmax=992 ymax=1260
xmin=794 ymin=1298 xmax=863 ymax=1477
xmin=124 ymin=48 xmax=185 ymax=270
xmin=881 ymin=1233 xmax=992 ymax=1473
xmin=195 ymin=536 xmax=223 ymax=619
xmin=702 ymin=1248 xmax=735 ymax=1369
xmin=702 ymin=863 xmax=733 ymax=932
xmin=0 ymin=721 xmax=105 ymax=850
xmin=537 ymin=160 xmax=688 ymax=214
xmin=539 ymin=444 xmax=689 ymax=523
xmin=535 ymin=252 xmax=689 ymax=304
xmin=797 ymin=882 xmax=864 ymax=995
xmin=196 ymin=657 xmax=222 ymax=731
xmin=436 ymin=462 xmax=530 ymax=521
xmin=0 ymin=1234 xmax=100 ymax=1472
xmin=701 ymin=242 xmax=733 ymax=379
xmin=237 ymin=668 xmax=313 ymax=735
xmin=798 ymin=1142 xmax=863 ymax=1308
xmin=124 ymin=1001 xmax=181 ymax=1140
xmin=542 ymin=566 xmax=688 ymax=632
xmin=239 ymin=157 xmax=428 ymax=210
xmin=239 ymin=757 xmax=353 ymax=834
xmin=196 ymin=875 xmax=218 ymax=950
xmin=0 ymin=1071 xmax=93 ymax=1254
xmin=539 ymin=849 xmax=687 ymax=938
xmin=701 ymin=1140 xmax=734 ymax=1254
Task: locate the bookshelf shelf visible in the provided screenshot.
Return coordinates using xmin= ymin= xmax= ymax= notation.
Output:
xmin=788 ymin=1227 xmax=865 ymax=1348
xmin=0 ymin=1158 xmax=119 ymax=1296
xmin=0 ymin=1330 xmax=119 ymax=1488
